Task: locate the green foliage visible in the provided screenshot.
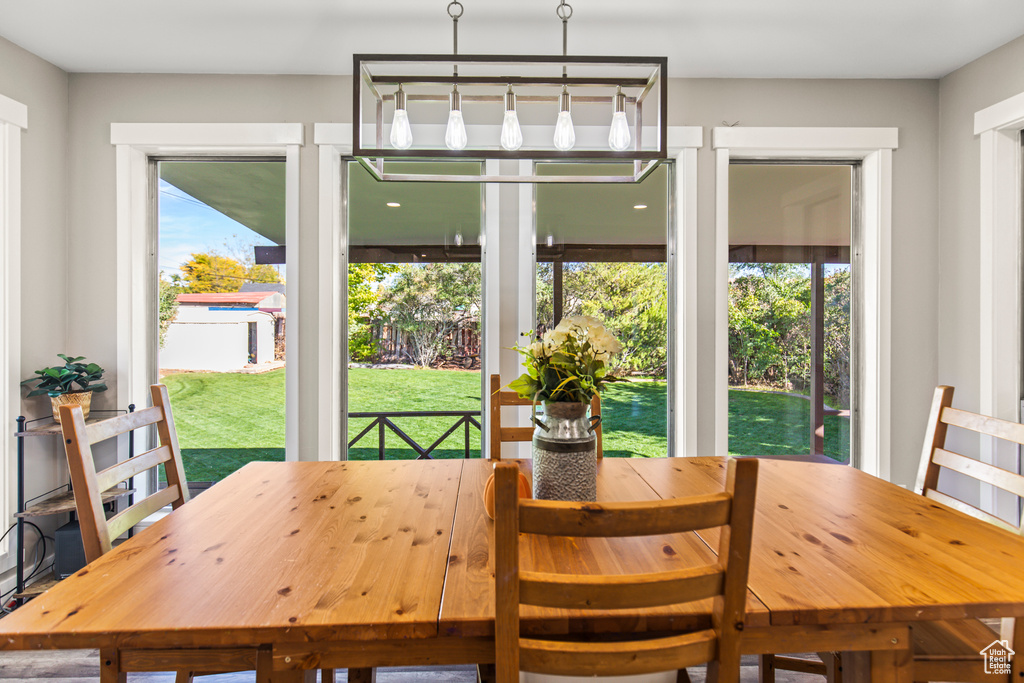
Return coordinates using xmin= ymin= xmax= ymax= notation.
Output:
xmin=728 ymin=263 xmax=810 ymax=390
xmin=378 ymin=263 xmax=481 ymax=368
xmin=22 ymin=354 xmax=108 ymax=397
xmin=348 ymin=263 xmax=396 ymax=361
xmin=537 ymin=262 xmax=668 ymax=376
xmin=728 ymin=264 xmax=851 ymax=409
xmin=158 ymin=275 xmax=180 ymax=349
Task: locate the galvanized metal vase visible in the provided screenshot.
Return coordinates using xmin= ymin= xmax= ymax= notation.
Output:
xmin=532 ymin=401 xmax=602 ymax=502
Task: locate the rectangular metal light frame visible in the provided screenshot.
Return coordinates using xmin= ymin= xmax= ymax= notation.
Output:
xmin=353 ymin=53 xmax=667 ymax=183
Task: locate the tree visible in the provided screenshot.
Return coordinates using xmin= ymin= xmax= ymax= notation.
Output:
xmin=158 ymin=276 xmax=180 ymax=348
xmin=537 ymin=262 xmax=668 ymax=376
xmin=348 ymin=263 xmax=396 ymax=361
xmin=378 ymin=263 xmax=481 ymax=368
xmin=180 ymin=253 xmax=248 ymax=293
xmin=179 ymin=251 xmax=282 ymax=293
xmin=728 ymin=263 xmax=811 ymax=390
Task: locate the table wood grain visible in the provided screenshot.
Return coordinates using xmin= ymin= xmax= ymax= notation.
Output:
xmin=0 ymin=460 xmax=463 ymax=650
xmin=440 ymin=458 xmax=770 ymax=639
xmin=628 ymin=458 xmax=1024 ymax=626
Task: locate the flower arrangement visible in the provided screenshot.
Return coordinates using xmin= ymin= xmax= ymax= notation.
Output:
xmin=510 ymin=315 xmax=624 ymax=403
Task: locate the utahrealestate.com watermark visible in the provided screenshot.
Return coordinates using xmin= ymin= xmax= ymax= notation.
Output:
xmin=981 ymin=640 xmax=1015 ymax=675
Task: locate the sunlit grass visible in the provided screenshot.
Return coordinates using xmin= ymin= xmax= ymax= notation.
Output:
xmin=163 ymin=369 xmax=847 ymax=482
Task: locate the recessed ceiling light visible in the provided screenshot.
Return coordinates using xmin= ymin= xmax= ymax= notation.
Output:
xmin=386 ymin=202 xmax=401 ymax=208
xmin=633 ymin=204 xmax=647 ymax=210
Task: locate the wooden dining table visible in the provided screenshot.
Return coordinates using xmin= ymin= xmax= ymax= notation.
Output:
xmin=3 ymin=457 xmax=1024 ymax=683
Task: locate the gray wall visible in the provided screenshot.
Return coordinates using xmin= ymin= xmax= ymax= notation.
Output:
xmin=937 ymin=34 xmax=1024 ymax=418
xmin=675 ymin=78 xmax=940 ymax=485
xmin=66 ymin=74 xmax=349 ymax=460
xmin=61 ymin=73 xmax=941 ymax=484
xmin=0 ymin=35 xmax=70 ymax=582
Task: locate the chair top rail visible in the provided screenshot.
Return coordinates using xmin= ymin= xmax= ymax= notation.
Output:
xmin=518 ymin=492 xmax=732 ymax=537
xmin=942 ymin=406 xmax=1024 ymax=445
xmin=86 ymin=406 xmax=164 ymax=445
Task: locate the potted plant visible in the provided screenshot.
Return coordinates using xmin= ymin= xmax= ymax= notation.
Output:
xmin=509 ymin=316 xmax=623 ymax=501
xmin=22 ymin=354 xmax=108 ymax=423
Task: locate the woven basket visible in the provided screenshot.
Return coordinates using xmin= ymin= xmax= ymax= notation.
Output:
xmin=50 ymin=390 xmax=93 ymax=423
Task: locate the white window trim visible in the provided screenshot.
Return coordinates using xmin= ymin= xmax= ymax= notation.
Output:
xmin=314 ymin=124 xmax=702 ymax=460
xmin=667 ymin=127 xmax=703 ymax=457
xmin=712 ymin=127 xmax=898 ymax=478
xmin=111 ymin=123 xmax=304 ymax=475
xmin=974 ymin=93 xmax=1024 ymax=519
xmin=0 ymin=94 xmax=26 ymax=559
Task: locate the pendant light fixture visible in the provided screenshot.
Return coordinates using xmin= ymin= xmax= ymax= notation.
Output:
xmin=445 ymin=85 xmax=468 ymax=150
xmin=552 ymin=1 xmax=576 ymax=151
xmin=500 ymin=85 xmax=523 ymax=151
xmin=553 ymin=86 xmax=575 ymax=151
xmin=443 ymin=1 xmax=468 ymax=151
xmin=352 ymin=0 xmax=667 ymax=183
xmin=389 ymin=84 xmax=413 ymax=150
xmin=608 ymin=86 xmax=631 ymax=151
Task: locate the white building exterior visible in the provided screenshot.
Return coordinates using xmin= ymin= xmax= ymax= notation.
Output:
xmin=160 ymin=291 xmax=283 ymax=372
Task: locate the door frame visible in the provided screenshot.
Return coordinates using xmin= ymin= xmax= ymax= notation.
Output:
xmin=112 ymin=123 xmax=304 ymax=478
xmin=712 ymin=127 xmax=898 ymax=477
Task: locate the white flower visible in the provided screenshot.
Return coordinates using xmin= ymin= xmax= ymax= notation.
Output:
xmin=530 ymin=341 xmax=548 ymax=358
xmin=543 ymin=328 xmax=569 ymax=351
xmin=588 ymin=327 xmax=623 ymax=359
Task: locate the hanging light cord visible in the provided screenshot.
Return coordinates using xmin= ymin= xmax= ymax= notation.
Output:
xmin=557 ymin=0 xmax=572 ymax=78
xmin=448 ymin=0 xmax=463 ymax=78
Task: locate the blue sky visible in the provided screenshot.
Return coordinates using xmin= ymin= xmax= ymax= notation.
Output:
xmin=158 ymin=179 xmax=278 ymax=280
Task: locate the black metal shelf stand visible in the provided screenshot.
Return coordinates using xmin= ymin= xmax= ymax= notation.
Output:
xmin=13 ymin=406 xmax=134 ymax=605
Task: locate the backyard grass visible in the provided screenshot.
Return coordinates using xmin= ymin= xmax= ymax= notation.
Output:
xmin=163 ymin=368 xmax=848 ymax=482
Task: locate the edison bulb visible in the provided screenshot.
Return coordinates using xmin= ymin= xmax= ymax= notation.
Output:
xmin=553 ymin=110 xmax=575 ymax=151
xmin=445 ymin=110 xmax=468 ymax=150
xmin=608 ymin=111 xmax=631 ymax=151
xmin=500 ymin=110 xmax=523 ymax=151
xmin=390 ymin=109 xmax=413 ymax=150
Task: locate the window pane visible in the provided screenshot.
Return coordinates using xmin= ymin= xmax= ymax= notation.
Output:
xmin=535 ymin=163 xmax=669 ymax=458
xmin=346 ymin=161 xmax=483 ymax=460
xmin=157 ymin=159 xmax=287 ymax=486
xmin=727 ymin=164 xmax=852 ymax=461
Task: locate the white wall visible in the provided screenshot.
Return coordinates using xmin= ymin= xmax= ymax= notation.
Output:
xmin=161 ymin=322 xmax=249 ymax=372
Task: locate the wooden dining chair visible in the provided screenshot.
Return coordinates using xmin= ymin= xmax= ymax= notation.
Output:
xmin=492 ymin=457 xmax=758 ymax=683
xmin=60 ymin=384 xmax=335 ymax=683
xmin=489 ymin=373 xmax=602 ymax=460
xmin=908 ymin=385 xmax=1024 ymax=683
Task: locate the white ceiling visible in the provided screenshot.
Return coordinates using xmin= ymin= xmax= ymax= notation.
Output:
xmin=2 ymin=0 xmax=1023 ymax=78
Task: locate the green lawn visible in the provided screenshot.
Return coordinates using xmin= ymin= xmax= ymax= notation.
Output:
xmin=163 ymin=368 xmax=848 ymax=482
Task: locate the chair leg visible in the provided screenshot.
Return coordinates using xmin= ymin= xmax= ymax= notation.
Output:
xmin=174 ymin=671 xmax=194 ymax=683
xmin=348 ymin=668 xmax=376 ymax=683
xmin=676 ymin=668 xmax=692 ymax=683
xmin=320 ymin=669 xmax=335 ymax=683
xmin=759 ymin=654 xmax=776 ymax=683
xmin=820 ymin=652 xmax=842 ymax=683
xmin=477 ymin=663 xmax=496 ymax=683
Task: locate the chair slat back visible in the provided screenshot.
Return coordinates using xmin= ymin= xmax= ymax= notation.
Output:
xmin=489 ymin=374 xmax=603 ymax=461
xmin=493 ymin=458 xmax=758 ymax=683
xmin=916 ymin=385 xmax=1024 ymax=533
xmin=61 ymin=384 xmax=191 ymax=563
